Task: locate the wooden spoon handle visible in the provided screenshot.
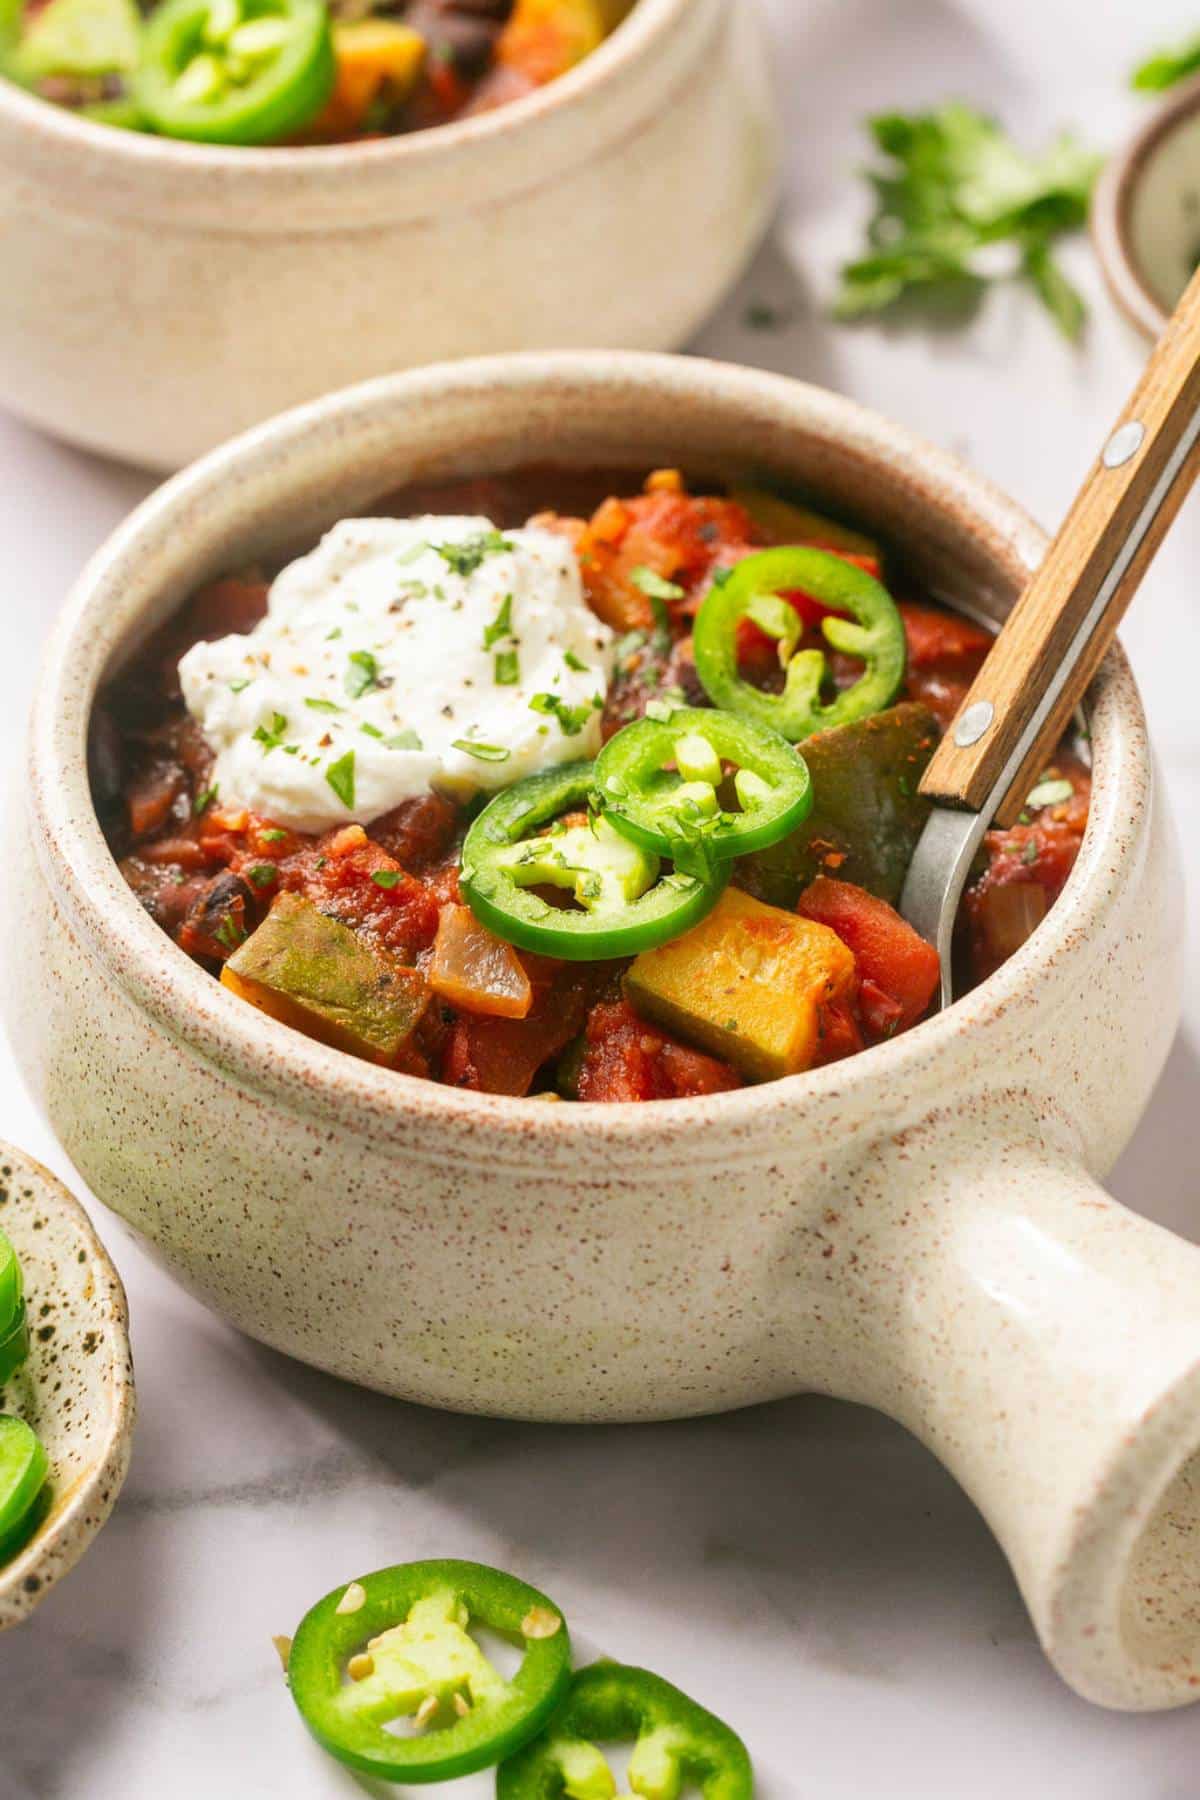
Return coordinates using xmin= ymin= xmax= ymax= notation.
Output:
xmin=920 ymin=262 xmax=1200 ymax=826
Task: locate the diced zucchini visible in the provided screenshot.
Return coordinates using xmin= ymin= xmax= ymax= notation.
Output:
xmin=222 ymin=893 xmax=427 ymax=1067
xmin=732 ymin=486 xmax=882 ymax=563
xmin=625 ymin=887 xmax=856 ymax=1081
xmin=736 ymin=702 xmax=937 ymax=909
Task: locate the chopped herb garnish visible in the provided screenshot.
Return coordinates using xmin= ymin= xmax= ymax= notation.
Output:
xmin=260 ymin=828 xmax=288 ymax=843
xmin=305 ymin=697 xmax=343 ymax=714
xmin=1132 ymin=32 xmax=1200 ymax=91
xmin=529 ymin=692 xmax=601 ymax=736
xmin=1026 ymin=776 xmax=1074 ymax=809
xmin=370 ymin=869 xmax=403 ymax=889
xmin=452 ymin=739 xmax=511 ymax=763
xmin=631 ymin=565 xmax=685 ymax=603
xmin=494 ymin=649 xmax=520 ymax=686
xmin=396 ymin=541 xmax=429 ymax=566
xmin=194 ymin=783 xmax=219 ymax=816
xmin=215 ymin=916 xmax=246 ymax=952
xmin=229 ymin=678 xmax=252 ymax=693
xmin=325 ymin=626 xmax=342 ymax=641
xmin=345 ymin=650 xmax=380 ymax=699
xmin=482 ymin=593 xmax=514 ymax=650
xmin=252 ymin=713 xmax=289 ymax=752
xmin=386 ymin=729 xmax=423 ymax=751
xmin=325 ymin=749 xmax=356 ymax=810
xmin=360 ymin=722 xmax=384 ymax=739
xmin=835 ymin=104 xmax=1101 ymax=342
xmin=436 ymin=530 xmax=514 ymax=578
xmin=1021 ymin=840 xmax=1039 ymax=865
xmin=246 ymin=863 xmax=278 ymax=888
xmin=563 ymin=649 xmax=588 ymax=672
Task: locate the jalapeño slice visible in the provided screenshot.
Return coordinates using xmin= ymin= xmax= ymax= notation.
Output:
xmin=593 ymin=706 xmax=812 ymax=872
xmin=134 ymin=0 xmax=333 ymax=144
xmin=287 ymin=1559 xmax=572 ymax=1783
xmin=0 ymin=1416 xmax=49 ymax=1564
xmin=693 ymin=547 xmax=907 ymax=744
xmin=460 ymin=762 xmax=727 ymax=962
xmin=497 ymin=1661 xmax=754 ymax=1800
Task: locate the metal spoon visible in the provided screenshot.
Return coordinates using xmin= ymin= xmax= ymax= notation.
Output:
xmin=902 ymin=263 xmax=1200 ymax=1006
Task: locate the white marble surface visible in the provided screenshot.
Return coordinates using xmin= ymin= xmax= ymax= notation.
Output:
xmin=3 ymin=0 xmax=1200 ymax=1792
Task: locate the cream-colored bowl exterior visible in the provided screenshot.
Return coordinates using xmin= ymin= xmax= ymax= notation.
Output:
xmin=0 ymin=0 xmax=777 ymax=471
xmin=10 ymin=354 xmax=1200 ymax=1712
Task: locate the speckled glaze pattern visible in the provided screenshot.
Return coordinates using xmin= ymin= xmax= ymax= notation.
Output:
xmin=6 ymin=352 xmax=1199 ymax=1711
xmin=0 ymin=0 xmax=778 ymax=472
xmin=0 ymin=1144 xmax=134 ymax=1630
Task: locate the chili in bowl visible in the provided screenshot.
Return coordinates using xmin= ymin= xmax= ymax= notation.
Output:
xmin=94 ymin=467 xmax=1089 ymax=1101
xmin=12 ymin=353 xmax=1200 ymax=1712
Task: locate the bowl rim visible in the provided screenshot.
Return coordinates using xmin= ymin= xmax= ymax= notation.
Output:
xmin=1090 ymin=73 xmax=1200 ymax=339
xmin=0 ymin=0 xmax=677 ymax=181
xmin=27 ymin=350 xmax=1148 ymax=1155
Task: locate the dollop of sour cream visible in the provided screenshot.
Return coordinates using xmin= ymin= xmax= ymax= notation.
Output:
xmin=179 ymin=516 xmax=614 ymax=834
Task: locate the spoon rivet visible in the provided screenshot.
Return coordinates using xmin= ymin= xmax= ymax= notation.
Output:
xmin=1102 ymin=421 xmax=1145 ymax=468
xmin=954 ymin=700 xmax=995 ymax=748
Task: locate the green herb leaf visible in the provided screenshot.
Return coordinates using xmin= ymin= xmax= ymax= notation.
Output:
xmin=494 ymin=649 xmax=520 ymax=686
xmin=396 ymin=541 xmax=429 ymax=566
xmin=1021 ymin=839 xmax=1039 ymax=865
xmin=435 ymin=530 xmax=514 ymax=578
xmin=482 ymin=593 xmax=514 ymax=650
xmin=325 ymin=749 xmax=356 ymax=810
xmin=252 ymin=713 xmax=289 ymax=752
xmin=360 ymin=722 xmax=383 ymax=739
xmin=563 ymin=649 xmax=588 ymax=672
xmin=1132 ymin=33 xmax=1200 ymax=92
xmin=260 ymin=828 xmax=288 ymax=843
xmin=345 ymin=651 xmax=379 ymax=699
xmin=370 ymin=869 xmax=403 ymax=889
xmin=631 ymin=565 xmax=685 ymax=602
xmin=452 ymin=739 xmax=511 ymax=763
xmin=229 ymin=678 xmax=252 ymax=693
xmin=386 ymin=729 xmax=423 ymax=751
xmin=305 ymin=697 xmax=344 ymax=714
xmin=194 ymin=783 xmax=219 ymax=816
xmin=528 ymin=692 xmax=601 ymax=736
xmin=835 ymin=104 xmax=1100 ymax=341
xmin=246 ymin=863 xmax=278 ymax=888
xmin=215 ymin=915 xmax=246 ymax=952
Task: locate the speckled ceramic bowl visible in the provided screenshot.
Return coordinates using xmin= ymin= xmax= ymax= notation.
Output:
xmin=0 ymin=0 xmax=778 ymax=472
xmin=1093 ymin=76 xmax=1200 ymax=337
xmin=9 ymin=351 xmax=1200 ymax=1710
xmin=0 ymin=1144 xmax=134 ymax=1629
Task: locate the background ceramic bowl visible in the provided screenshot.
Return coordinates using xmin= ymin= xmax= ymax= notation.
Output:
xmin=10 ymin=350 xmax=1200 ymax=1710
xmin=1093 ymin=75 xmax=1200 ymax=337
xmin=0 ymin=0 xmax=778 ymax=472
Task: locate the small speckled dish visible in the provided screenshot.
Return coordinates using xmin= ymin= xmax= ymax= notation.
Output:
xmin=1093 ymin=76 xmax=1200 ymax=336
xmin=0 ymin=1144 xmax=134 ymax=1630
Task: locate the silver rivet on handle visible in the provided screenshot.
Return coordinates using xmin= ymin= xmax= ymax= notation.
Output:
xmin=954 ymin=699 xmax=995 ymax=748
xmin=1102 ymin=420 xmax=1146 ymax=468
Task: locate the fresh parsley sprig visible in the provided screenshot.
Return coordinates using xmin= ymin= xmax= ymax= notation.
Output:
xmin=836 ymin=104 xmax=1101 ymax=341
xmin=1132 ymin=33 xmax=1200 ymax=92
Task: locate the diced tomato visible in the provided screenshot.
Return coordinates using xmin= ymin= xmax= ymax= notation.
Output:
xmin=574 ymin=999 xmax=742 ymax=1103
xmin=798 ymin=876 xmax=940 ymax=1042
xmin=962 ymin=757 xmax=1091 ymax=985
xmin=897 ymin=600 xmax=992 ymax=731
xmin=811 ymin=997 xmax=865 ymax=1066
xmin=280 ymin=830 xmax=439 ymax=963
xmin=554 ymin=486 xmax=763 ymax=632
xmin=442 ymin=966 xmax=602 ymax=1096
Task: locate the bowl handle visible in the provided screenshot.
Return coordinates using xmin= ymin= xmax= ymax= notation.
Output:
xmin=869 ymin=1136 xmax=1200 ymax=1710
